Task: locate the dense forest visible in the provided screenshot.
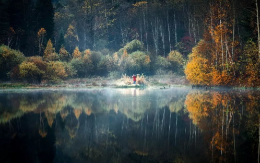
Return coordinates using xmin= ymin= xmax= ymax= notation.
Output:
xmin=0 ymin=0 xmax=259 ymax=86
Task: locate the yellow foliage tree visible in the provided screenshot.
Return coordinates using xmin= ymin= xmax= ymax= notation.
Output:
xmin=185 ymin=55 xmax=211 ymax=85
xmin=44 ymin=39 xmax=59 ymax=61
xmin=19 ymin=62 xmax=44 ymax=82
xmin=185 ymin=40 xmax=214 ymax=85
xmin=72 ymin=46 xmax=81 ymax=59
xmin=45 ymin=61 xmax=68 ymax=82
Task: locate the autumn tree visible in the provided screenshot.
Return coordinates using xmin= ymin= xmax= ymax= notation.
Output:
xmin=43 ymin=39 xmax=59 ymax=61
xmin=59 ymin=45 xmax=70 ymax=62
xmin=185 ymin=40 xmax=212 ymax=85
xmin=44 ymin=61 xmax=68 ymax=82
xmin=72 ymin=46 xmax=81 ymax=59
xmin=0 ymin=45 xmax=25 ymax=80
xmin=19 ymin=61 xmax=44 ymax=83
xmin=37 ymin=28 xmax=46 ymax=55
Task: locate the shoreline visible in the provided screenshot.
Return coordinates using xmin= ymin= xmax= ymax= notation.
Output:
xmin=1 ymin=75 xmax=259 ymax=90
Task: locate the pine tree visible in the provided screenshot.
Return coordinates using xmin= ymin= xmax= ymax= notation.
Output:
xmin=57 ymin=30 xmax=65 ymax=53
xmin=0 ymin=1 xmax=9 ymax=45
xmin=35 ymin=0 xmax=54 ymax=40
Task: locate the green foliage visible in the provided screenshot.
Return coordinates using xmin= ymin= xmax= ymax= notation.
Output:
xmin=19 ymin=61 xmax=44 ymax=83
xmin=70 ymin=56 xmax=93 ymax=77
xmin=241 ymin=40 xmax=260 ymax=87
xmin=59 ymin=45 xmax=70 ymax=62
xmin=44 ymin=61 xmax=68 ymax=82
xmin=64 ymin=62 xmax=76 ymax=78
xmin=168 ymin=50 xmax=185 ymax=74
xmin=90 ymin=51 xmax=102 ymax=67
xmin=97 ymin=55 xmax=116 ymax=76
xmin=69 ymin=58 xmax=84 ymax=77
xmin=108 ymin=71 xmax=121 ymax=79
xmin=123 ymin=39 xmax=144 ymax=54
xmin=59 ymin=45 xmax=70 ymax=61
xmin=155 ymin=56 xmax=171 ymax=70
xmin=16 ymin=56 xmax=47 ymax=83
xmin=0 ymin=45 xmax=25 ymax=79
xmin=82 ymin=54 xmax=94 ymax=76
xmin=129 ymin=51 xmax=151 ymax=74
xmin=119 ymin=54 xmax=135 ymax=74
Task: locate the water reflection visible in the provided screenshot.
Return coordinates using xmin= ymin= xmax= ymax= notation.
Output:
xmin=0 ymin=88 xmax=259 ymax=162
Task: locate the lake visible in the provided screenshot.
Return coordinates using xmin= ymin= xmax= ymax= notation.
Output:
xmin=0 ymin=87 xmax=259 ymax=163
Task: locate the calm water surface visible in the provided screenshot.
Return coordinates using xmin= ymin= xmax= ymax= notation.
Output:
xmin=0 ymin=88 xmax=259 ymax=163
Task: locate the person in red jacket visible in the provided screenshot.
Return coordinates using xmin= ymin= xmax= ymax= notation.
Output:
xmin=132 ymin=74 xmax=137 ymax=84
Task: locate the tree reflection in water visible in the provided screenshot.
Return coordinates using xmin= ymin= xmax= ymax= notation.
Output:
xmin=0 ymin=88 xmax=260 ymax=163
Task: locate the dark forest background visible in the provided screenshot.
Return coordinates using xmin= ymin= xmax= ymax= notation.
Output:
xmin=0 ymin=0 xmax=260 ymax=86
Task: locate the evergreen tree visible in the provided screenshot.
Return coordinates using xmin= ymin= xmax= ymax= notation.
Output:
xmin=35 ymin=0 xmax=54 ymax=40
xmin=57 ymin=29 xmax=65 ymax=53
xmin=0 ymin=1 xmax=9 ymax=45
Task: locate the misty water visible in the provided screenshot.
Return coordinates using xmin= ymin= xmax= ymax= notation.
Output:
xmin=0 ymin=88 xmax=260 ymax=163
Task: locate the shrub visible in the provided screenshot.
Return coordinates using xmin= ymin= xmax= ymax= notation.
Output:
xmin=15 ymin=56 xmax=47 ymax=82
xmin=123 ymin=39 xmax=144 ymax=54
xmin=168 ymin=50 xmax=185 ymax=74
xmin=27 ymin=56 xmax=47 ymax=71
xmin=82 ymin=53 xmax=94 ymax=76
xmin=136 ymin=74 xmax=146 ymax=84
xmin=69 ymin=58 xmax=84 ymax=77
xmin=64 ymin=62 xmax=76 ymax=78
xmin=129 ymin=51 xmax=151 ymax=74
xmin=97 ymin=55 xmax=116 ymax=75
xmin=59 ymin=45 xmax=70 ymax=62
xmin=44 ymin=61 xmax=68 ymax=82
xmin=90 ymin=51 xmax=102 ymax=74
xmin=121 ymin=74 xmax=132 ymax=85
xmin=70 ymin=56 xmax=93 ymax=77
xmin=119 ymin=54 xmax=135 ymax=74
xmin=0 ymin=45 xmax=25 ymax=79
xmin=108 ymin=71 xmax=121 ymax=79
xmin=118 ymin=39 xmax=145 ymax=56
xmin=90 ymin=51 xmax=102 ymax=67
xmin=19 ymin=61 xmax=44 ymax=83
xmin=155 ymin=56 xmax=171 ymax=70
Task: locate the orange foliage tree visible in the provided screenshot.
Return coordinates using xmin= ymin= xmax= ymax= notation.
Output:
xmin=185 ymin=41 xmax=212 ymax=85
xmin=185 ymin=0 xmax=239 ymax=86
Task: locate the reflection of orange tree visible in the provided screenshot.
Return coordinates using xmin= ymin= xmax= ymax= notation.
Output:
xmin=185 ymin=91 xmax=238 ymax=162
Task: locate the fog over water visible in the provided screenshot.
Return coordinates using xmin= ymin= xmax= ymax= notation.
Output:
xmin=0 ymin=88 xmax=259 ymax=163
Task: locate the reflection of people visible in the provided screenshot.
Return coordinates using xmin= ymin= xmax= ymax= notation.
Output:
xmin=132 ymin=74 xmax=137 ymax=84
